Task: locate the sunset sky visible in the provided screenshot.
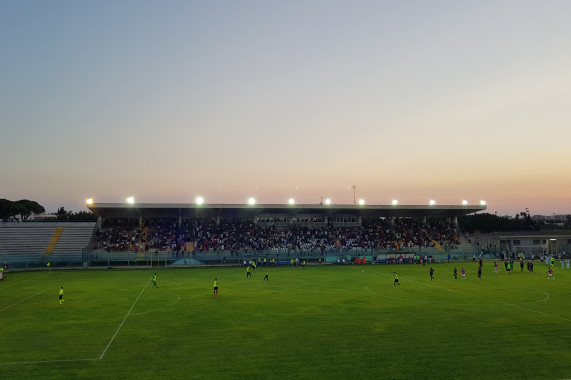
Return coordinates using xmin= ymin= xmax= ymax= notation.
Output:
xmin=2 ymin=1 xmax=571 ymax=216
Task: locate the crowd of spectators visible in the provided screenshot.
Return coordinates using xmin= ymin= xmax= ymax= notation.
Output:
xmin=92 ymin=217 xmax=461 ymax=254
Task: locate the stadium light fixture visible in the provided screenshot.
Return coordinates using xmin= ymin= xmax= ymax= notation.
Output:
xmin=429 ymin=200 xmax=436 ymax=206
xmin=392 ymin=199 xmax=398 ymax=206
xmin=324 ymin=198 xmax=331 ymax=205
xmin=358 ymin=199 xmax=365 ymax=206
xmin=195 ymin=196 xmax=204 ymax=205
xmin=288 ymin=198 xmax=295 ymax=205
xmin=480 ymin=200 xmax=486 ymax=206
xmin=86 ymin=198 xmax=93 ymax=205
xmin=462 ymin=200 xmax=468 ymax=205
xmin=126 ymin=197 xmax=135 ymax=205
xmin=248 ymin=197 xmax=256 ymax=205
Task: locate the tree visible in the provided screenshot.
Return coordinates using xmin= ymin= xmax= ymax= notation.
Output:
xmin=0 ymin=199 xmax=31 ymax=221
xmin=0 ymin=199 xmax=13 ymax=220
xmin=56 ymin=207 xmax=72 ymax=221
xmin=459 ymin=210 xmax=539 ymax=233
xmin=15 ymin=199 xmax=46 ymax=221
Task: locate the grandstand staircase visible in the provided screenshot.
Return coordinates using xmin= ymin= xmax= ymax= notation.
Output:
xmin=431 ymin=240 xmax=445 ymax=253
xmin=45 ymin=227 xmax=64 ymax=254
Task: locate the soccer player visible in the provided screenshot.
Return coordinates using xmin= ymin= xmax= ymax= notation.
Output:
xmin=213 ymin=278 xmax=219 ymax=295
xmin=247 ymin=265 xmax=252 ymax=278
xmin=59 ymin=286 xmax=64 ymax=304
xmin=478 ymin=266 xmax=482 ymax=279
xmin=494 ymin=262 xmax=498 ymax=273
xmin=153 ymin=273 xmax=158 ymax=288
xmin=461 ymin=267 xmax=466 ymax=280
xmin=453 ymin=267 xmax=457 ymax=279
xmin=507 ymin=262 xmax=511 ymax=276
xmin=429 ymin=267 xmax=434 ymax=281
xmin=263 ymin=269 xmax=269 ymax=282
xmin=393 ymin=272 xmax=401 ymax=286
xmin=547 ymin=267 xmax=554 ymax=280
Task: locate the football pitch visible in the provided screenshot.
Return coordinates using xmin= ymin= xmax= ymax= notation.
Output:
xmin=1 ymin=263 xmax=570 ymax=379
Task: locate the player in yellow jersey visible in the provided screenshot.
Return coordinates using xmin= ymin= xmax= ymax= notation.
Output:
xmin=213 ymin=278 xmax=219 ymax=295
xmin=393 ymin=272 xmax=400 ymax=286
xmin=59 ymin=286 xmax=65 ymax=304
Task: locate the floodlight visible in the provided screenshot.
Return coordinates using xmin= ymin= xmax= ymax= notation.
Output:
xmin=462 ymin=200 xmax=468 ymax=205
xmin=392 ymin=199 xmax=398 ymax=205
xmin=480 ymin=200 xmax=486 ymax=206
xmin=86 ymin=198 xmax=93 ymax=205
xmin=126 ymin=197 xmax=135 ymax=204
xmin=429 ymin=200 xmax=436 ymax=206
xmin=358 ymin=199 xmax=365 ymax=205
xmin=195 ymin=196 xmax=204 ymax=205
xmin=324 ymin=198 xmax=331 ymax=205
xmin=248 ymin=197 xmax=256 ymax=205
xmin=288 ymin=198 xmax=295 ymax=205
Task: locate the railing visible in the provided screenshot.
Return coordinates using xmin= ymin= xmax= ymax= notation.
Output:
xmin=1 ymin=245 xmax=504 ymax=272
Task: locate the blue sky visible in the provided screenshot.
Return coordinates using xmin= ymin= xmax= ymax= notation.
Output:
xmin=2 ymin=1 xmax=571 ymax=215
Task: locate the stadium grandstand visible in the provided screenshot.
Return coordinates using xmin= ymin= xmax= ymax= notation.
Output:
xmin=1 ymin=202 xmax=492 ymax=270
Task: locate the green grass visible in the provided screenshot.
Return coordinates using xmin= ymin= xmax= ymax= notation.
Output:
xmin=1 ymin=263 xmax=570 ymax=379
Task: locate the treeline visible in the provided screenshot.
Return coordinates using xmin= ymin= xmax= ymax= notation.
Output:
xmin=55 ymin=207 xmax=98 ymax=221
xmin=458 ymin=211 xmax=538 ymax=233
xmin=0 ymin=199 xmax=96 ymax=221
xmin=0 ymin=199 xmax=45 ymax=221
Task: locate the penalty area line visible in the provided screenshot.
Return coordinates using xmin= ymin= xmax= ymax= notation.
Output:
xmin=0 ymin=290 xmax=45 ymax=313
xmin=99 ymin=278 xmax=151 ymax=360
xmin=0 ymin=279 xmax=151 ymax=366
xmin=1 ymin=357 xmax=100 ymax=366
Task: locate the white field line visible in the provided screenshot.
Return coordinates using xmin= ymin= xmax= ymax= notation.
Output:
xmin=1 ymin=357 xmax=100 ymax=365
xmin=99 ymin=278 xmax=151 ymax=359
xmin=0 ymin=273 xmax=48 ymax=291
xmin=131 ymin=291 xmax=180 ymax=316
xmin=0 ymin=290 xmax=45 ymax=313
xmin=0 ymin=277 xmax=151 ymax=365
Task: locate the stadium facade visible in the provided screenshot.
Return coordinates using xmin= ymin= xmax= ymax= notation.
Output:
xmin=86 ymin=202 xmax=487 ymax=225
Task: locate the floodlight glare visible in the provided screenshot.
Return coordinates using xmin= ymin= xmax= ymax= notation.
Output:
xmin=288 ymin=198 xmax=295 ymax=205
xmin=195 ymin=196 xmax=204 ymax=205
xmin=392 ymin=199 xmax=398 ymax=205
xmin=429 ymin=200 xmax=436 ymax=206
xmin=126 ymin=197 xmax=135 ymax=204
xmin=480 ymin=200 xmax=486 ymax=206
xmin=358 ymin=199 xmax=365 ymax=205
xmin=462 ymin=200 xmax=468 ymax=205
xmin=86 ymin=198 xmax=93 ymax=205
xmin=248 ymin=197 xmax=256 ymax=205
xmin=324 ymin=198 xmax=331 ymax=205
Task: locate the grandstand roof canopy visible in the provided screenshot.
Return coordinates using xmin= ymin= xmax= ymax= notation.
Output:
xmin=87 ymin=203 xmax=486 ymax=220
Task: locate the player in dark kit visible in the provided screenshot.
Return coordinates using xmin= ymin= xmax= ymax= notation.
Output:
xmin=453 ymin=267 xmax=458 ymax=279
xmin=429 ymin=267 xmax=434 ymax=281
xmin=478 ymin=266 xmax=482 ymax=279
